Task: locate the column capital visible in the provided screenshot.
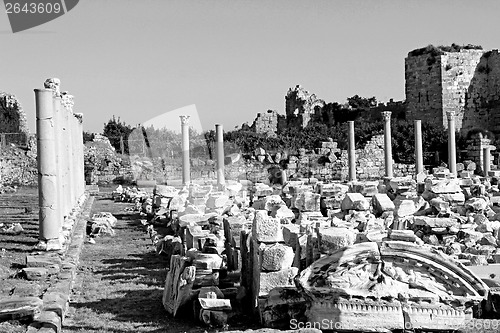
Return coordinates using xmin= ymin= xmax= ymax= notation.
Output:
xmin=180 ymin=115 xmax=190 ymax=125
xmin=74 ymin=113 xmax=83 ymax=123
xmin=381 ymin=111 xmax=392 ymax=121
xmin=446 ymin=110 xmax=456 ymax=121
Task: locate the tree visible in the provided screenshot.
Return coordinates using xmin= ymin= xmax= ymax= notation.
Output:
xmin=83 ymin=131 xmax=95 ymax=143
xmin=102 ymin=116 xmax=134 ymax=154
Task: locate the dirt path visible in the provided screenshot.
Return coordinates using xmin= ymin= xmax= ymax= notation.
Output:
xmin=63 ymin=189 xmax=210 ymax=333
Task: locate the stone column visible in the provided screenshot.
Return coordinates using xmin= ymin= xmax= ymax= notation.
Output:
xmin=52 ymin=96 xmax=64 ymax=233
xmin=414 ymin=120 xmax=424 ymax=176
xmin=447 ymin=111 xmax=457 ymax=175
xmin=281 ymin=170 xmax=287 ymax=185
xmin=348 ymin=121 xmax=356 ymax=181
xmin=215 ymin=124 xmax=225 ymax=189
xmin=180 ymin=115 xmax=190 ymax=185
xmin=483 ymin=146 xmax=491 ymax=176
xmin=35 ymin=89 xmax=62 ymax=249
xmin=382 ymin=111 xmax=393 ymax=178
xmin=74 ymin=113 xmax=85 ymax=198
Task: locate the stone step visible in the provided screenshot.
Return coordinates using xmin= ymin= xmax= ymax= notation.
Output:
xmin=0 ymin=296 xmax=43 ymax=320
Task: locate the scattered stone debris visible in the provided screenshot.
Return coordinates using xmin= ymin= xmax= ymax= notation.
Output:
xmin=86 ymin=212 xmax=117 ymax=241
xmin=103 ymin=163 xmax=500 ymax=331
xmin=1 ymin=223 xmax=24 ymax=235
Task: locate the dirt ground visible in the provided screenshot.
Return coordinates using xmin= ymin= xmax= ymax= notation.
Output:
xmin=63 ymin=187 xmax=258 ymax=333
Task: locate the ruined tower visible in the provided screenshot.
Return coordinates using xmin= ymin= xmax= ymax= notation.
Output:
xmin=405 ymin=45 xmax=500 ymax=136
xmin=285 ymin=85 xmax=325 ymax=128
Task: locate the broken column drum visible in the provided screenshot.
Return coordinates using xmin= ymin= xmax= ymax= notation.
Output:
xmin=382 ymin=111 xmax=393 ymax=178
xmin=447 ymin=111 xmax=457 ymax=175
xmin=215 ymin=124 xmax=225 ymax=189
xmin=180 ymin=115 xmax=191 ymax=185
xmin=347 ymin=121 xmax=356 ymax=181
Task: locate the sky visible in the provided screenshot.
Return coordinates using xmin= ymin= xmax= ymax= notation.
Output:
xmin=1 ymin=0 xmax=500 ymax=134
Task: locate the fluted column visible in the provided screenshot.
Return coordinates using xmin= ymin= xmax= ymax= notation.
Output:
xmin=447 ymin=111 xmax=457 ymax=175
xmin=414 ymin=120 xmax=424 ymax=176
xmin=382 ymin=111 xmax=393 ymax=178
xmin=180 ymin=115 xmax=190 ymax=185
xmin=348 ymin=121 xmax=356 ymax=181
xmin=215 ymin=124 xmax=225 ymax=189
xmin=35 ymin=89 xmax=62 ymax=248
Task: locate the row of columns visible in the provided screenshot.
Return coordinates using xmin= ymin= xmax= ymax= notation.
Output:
xmin=180 ymin=116 xmax=225 ymax=189
xmin=35 ymin=82 xmax=85 ymax=250
xmin=180 ymin=110 xmax=469 ymax=185
xmin=347 ymin=110 xmax=460 ymax=181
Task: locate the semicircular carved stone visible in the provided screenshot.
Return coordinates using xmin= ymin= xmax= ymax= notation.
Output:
xmin=296 ymin=241 xmax=488 ymax=332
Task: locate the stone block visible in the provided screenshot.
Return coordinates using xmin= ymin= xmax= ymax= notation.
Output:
xmin=264 ymin=195 xmax=285 ymax=211
xmin=388 ymin=177 xmax=415 ymax=193
xmin=412 ymin=216 xmax=459 ymax=228
xmin=33 ymin=311 xmax=61 ymax=333
xmin=341 ymin=193 xmax=369 ymax=211
xmin=260 ymin=243 xmax=295 ymax=272
xmin=318 ymin=183 xmax=349 ymax=197
xmin=350 ymin=181 xmax=379 ymax=197
xmin=425 ymin=178 xmax=461 ymax=194
xmin=317 ymin=227 xmax=356 ymax=253
xmin=206 ymin=194 xmax=230 ymax=209
xmin=283 ymin=224 xmax=301 ymax=248
xmin=199 ymin=309 xmax=228 ymax=327
xmin=372 ymin=193 xmax=395 ymax=215
xmin=395 ymin=199 xmax=417 ymax=217
xmin=258 ymin=268 xmax=298 ymax=296
xmin=0 ymin=297 xmax=43 ymax=320
xmin=389 ymin=230 xmax=417 ymax=242
xmin=25 ymin=255 xmax=61 ymax=275
xmin=22 ymin=267 xmax=48 ymax=281
xmin=253 ymin=210 xmax=283 ymax=242
xmin=429 ymin=197 xmax=451 ymax=214
xmin=272 ymin=205 xmax=295 ymax=221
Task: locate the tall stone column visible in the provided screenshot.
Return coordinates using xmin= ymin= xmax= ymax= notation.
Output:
xmin=483 ymin=146 xmax=491 ymax=176
xmin=348 ymin=121 xmax=356 ymax=181
xmin=35 ymin=89 xmax=62 ymax=249
xmin=414 ymin=120 xmax=424 ymax=176
xmin=215 ymin=124 xmax=225 ymax=189
xmin=447 ymin=111 xmax=457 ymax=175
xmin=382 ymin=111 xmax=393 ymax=178
xmin=74 ymin=113 xmax=85 ymax=198
xmin=52 ymin=96 xmax=64 ymax=233
xmin=180 ymin=115 xmax=191 ymax=185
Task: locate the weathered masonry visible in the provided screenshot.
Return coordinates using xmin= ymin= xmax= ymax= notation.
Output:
xmin=405 ymin=46 xmax=500 ymax=136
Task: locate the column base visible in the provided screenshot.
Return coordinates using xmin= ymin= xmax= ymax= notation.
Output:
xmin=34 ymin=239 xmax=62 ymax=251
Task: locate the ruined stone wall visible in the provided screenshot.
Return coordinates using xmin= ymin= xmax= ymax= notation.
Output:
xmin=285 ymin=85 xmax=325 ymax=128
xmin=285 ymin=135 xmax=415 ymax=181
xmin=462 ymin=50 xmax=500 ymax=135
xmin=252 ymin=110 xmax=278 ymax=136
xmin=405 ymin=54 xmax=445 ymax=127
xmin=441 ymin=50 xmax=485 ymax=130
xmin=406 ymin=48 xmax=500 ymax=135
xmin=0 ymin=92 xmax=30 ymax=145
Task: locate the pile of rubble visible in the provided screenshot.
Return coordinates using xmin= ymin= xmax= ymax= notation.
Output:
xmin=130 ymin=165 xmax=500 ymax=331
xmin=0 ymin=145 xmax=37 ymax=186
